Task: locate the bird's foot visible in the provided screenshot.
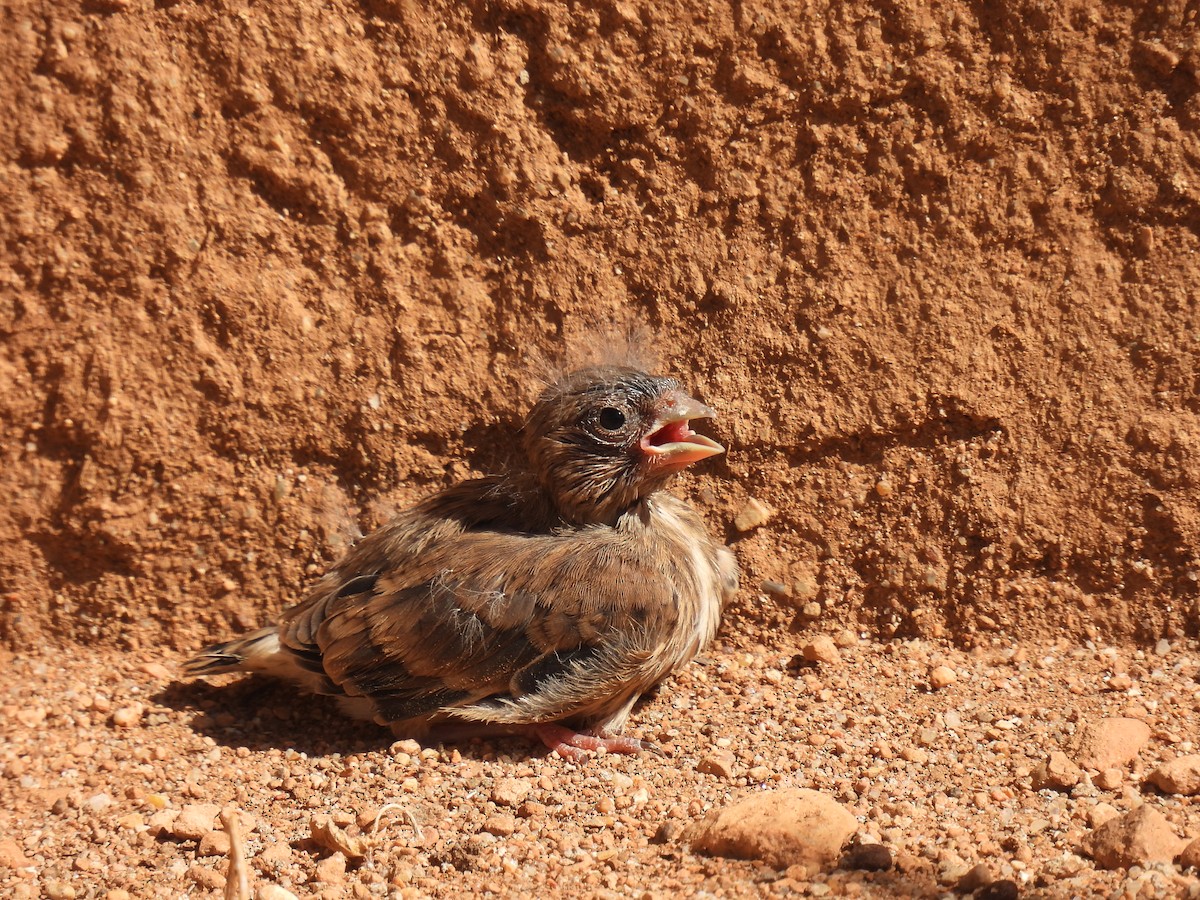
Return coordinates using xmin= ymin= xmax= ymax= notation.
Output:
xmin=533 ymin=724 xmax=658 ymax=761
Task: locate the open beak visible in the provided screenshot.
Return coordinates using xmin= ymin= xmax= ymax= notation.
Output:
xmin=640 ymin=392 xmax=725 ymax=470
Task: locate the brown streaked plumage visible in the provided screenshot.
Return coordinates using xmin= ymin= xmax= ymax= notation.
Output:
xmin=183 ymin=365 xmax=738 ymax=759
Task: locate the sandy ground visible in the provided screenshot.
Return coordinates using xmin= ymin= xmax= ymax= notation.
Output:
xmin=3 ymin=0 xmax=1200 ymax=896
xmin=3 ymin=635 xmax=1199 ymax=899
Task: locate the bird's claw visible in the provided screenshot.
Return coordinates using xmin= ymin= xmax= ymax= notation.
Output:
xmin=533 ymin=724 xmax=659 ymax=761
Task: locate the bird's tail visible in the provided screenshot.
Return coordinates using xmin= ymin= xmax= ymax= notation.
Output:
xmin=181 ymin=627 xmax=281 ymax=678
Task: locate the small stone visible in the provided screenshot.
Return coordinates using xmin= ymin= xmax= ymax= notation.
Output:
xmin=313 ymin=852 xmax=347 ymax=885
xmin=761 ymin=580 xmax=790 ymax=599
xmin=801 ymin=636 xmax=841 ymax=666
xmin=1095 ymin=768 xmax=1123 ymax=790
xmin=839 ymin=842 xmax=892 ymax=871
xmin=1088 ymin=803 xmax=1121 ymax=828
xmin=1147 ymin=755 xmax=1200 ymax=795
xmin=490 ymin=777 xmax=530 ymax=807
xmin=187 ymin=864 xmax=224 ymax=889
xmin=801 ymin=602 xmax=822 ymax=619
xmin=734 ymin=497 xmax=775 ymax=532
xmin=653 ymin=820 xmax=685 ymax=844
xmin=148 ymin=809 xmax=180 ymax=835
xmin=1154 ymin=638 xmax=1170 ymax=656
xmin=139 ymin=662 xmax=174 ymax=681
xmin=85 ymin=792 xmax=113 ymax=812
xmin=690 ymin=788 xmax=856 ymax=870
xmin=482 ymin=815 xmax=516 ymax=837
xmin=256 ymin=887 xmax=301 ymax=900
xmin=697 ymin=751 xmax=737 ymax=779
xmin=976 ymin=881 xmax=1020 ymax=900
xmin=900 ymin=747 xmax=928 ymax=764
xmin=1082 ymin=804 xmax=1187 ymax=869
xmin=43 ymin=882 xmax=77 ymax=900
xmin=112 ymin=704 xmax=143 ymax=727
xmin=198 ymin=830 xmax=231 ymax=857
xmin=1179 ymin=836 xmax=1200 ymax=869
xmin=956 ymin=863 xmax=993 ymax=892
xmin=929 ymin=665 xmax=957 ymax=689
xmin=1074 ymin=717 xmax=1151 ymax=770
xmin=1031 ymin=751 xmax=1082 ymax=791
xmin=747 ymin=766 xmax=771 ymax=782
xmin=0 ymin=838 xmax=29 ymax=868
xmin=170 ymin=803 xmax=221 ymax=840
xmin=106 ymin=891 xmax=132 ymax=900
xmin=1105 ymin=673 xmax=1133 ymax=691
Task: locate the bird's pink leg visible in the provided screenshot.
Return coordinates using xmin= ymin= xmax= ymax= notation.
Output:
xmin=533 ymin=724 xmax=652 ymax=761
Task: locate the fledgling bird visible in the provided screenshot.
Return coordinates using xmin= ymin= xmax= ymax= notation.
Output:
xmin=183 ymin=365 xmax=738 ymax=759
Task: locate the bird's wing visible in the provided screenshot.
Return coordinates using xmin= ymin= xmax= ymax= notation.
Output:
xmin=276 ymin=524 xmax=680 ymax=727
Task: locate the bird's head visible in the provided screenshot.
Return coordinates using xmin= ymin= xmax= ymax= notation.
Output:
xmin=520 ymin=366 xmax=724 ymax=525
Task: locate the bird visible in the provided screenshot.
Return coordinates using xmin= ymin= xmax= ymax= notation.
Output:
xmin=183 ymin=364 xmax=739 ymax=760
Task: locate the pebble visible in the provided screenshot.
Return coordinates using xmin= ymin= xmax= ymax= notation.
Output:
xmin=482 ymin=814 xmax=516 ymax=837
xmin=256 ymin=887 xmax=300 ymax=900
xmin=733 ymin=497 xmax=774 ymax=532
xmin=0 ymin=838 xmax=28 ymax=868
xmin=697 ymin=751 xmax=737 ymax=779
xmin=929 ymin=665 xmax=957 ymax=689
xmin=1031 ymin=751 xmax=1082 ymax=791
xmin=977 ymin=881 xmax=1020 ymax=900
xmin=956 ymin=863 xmax=993 ymax=892
xmin=170 ymin=803 xmax=221 ymax=840
xmin=111 ymin=704 xmax=143 ymax=727
xmin=839 ymin=842 xmax=893 ymax=871
xmin=43 ymin=882 xmax=76 ymax=900
xmin=690 ymin=788 xmax=856 ymax=870
xmin=1074 ymin=717 xmax=1150 ymax=770
xmin=1082 ymin=804 xmax=1188 ymax=869
xmin=1146 ymin=755 xmax=1200 ymax=796
xmin=312 ymin=852 xmax=347 ymax=885
xmin=1179 ymin=836 xmax=1200 ymax=869
xmin=139 ymin=662 xmax=174 ymax=681
xmin=187 ymin=864 xmax=224 ymax=889
xmin=86 ymin=792 xmax=113 ymax=812
xmin=490 ymin=777 xmax=531 ymax=807
xmin=1095 ymin=768 xmax=1123 ymax=790
xmin=1088 ymin=803 xmax=1120 ymax=828
xmin=802 ymin=636 xmax=841 ymax=666
xmin=1106 ymin=673 xmax=1133 ymax=691
xmin=198 ymin=830 xmax=231 ymax=857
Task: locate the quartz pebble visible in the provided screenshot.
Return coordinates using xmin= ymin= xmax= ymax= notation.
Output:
xmin=733 ymin=497 xmax=774 ymax=532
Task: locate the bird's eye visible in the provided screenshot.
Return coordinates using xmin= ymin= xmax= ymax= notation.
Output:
xmin=597 ymin=407 xmax=626 ymax=430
